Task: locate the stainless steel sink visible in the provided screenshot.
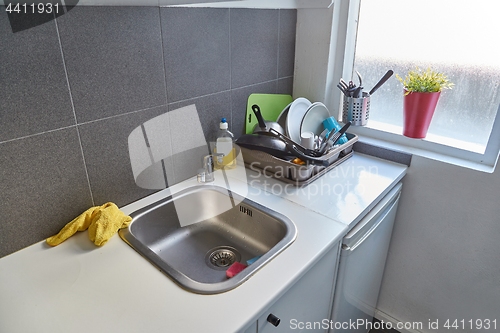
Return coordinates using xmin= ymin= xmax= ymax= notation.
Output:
xmin=119 ymin=185 xmax=297 ymax=294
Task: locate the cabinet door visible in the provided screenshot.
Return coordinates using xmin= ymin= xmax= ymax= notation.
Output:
xmin=257 ymin=243 xmax=340 ymax=333
xmin=242 ymin=322 xmax=257 ymax=333
xmin=330 ymin=184 xmax=401 ymax=333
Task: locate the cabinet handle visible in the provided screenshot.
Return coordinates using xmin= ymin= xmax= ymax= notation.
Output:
xmin=267 ymin=314 xmax=281 ymax=327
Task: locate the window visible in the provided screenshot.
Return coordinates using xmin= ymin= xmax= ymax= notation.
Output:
xmin=342 ymin=0 xmax=500 ymax=169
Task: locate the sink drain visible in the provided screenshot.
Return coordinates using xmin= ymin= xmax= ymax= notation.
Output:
xmin=205 ymin=246 xmax=241 ymax=270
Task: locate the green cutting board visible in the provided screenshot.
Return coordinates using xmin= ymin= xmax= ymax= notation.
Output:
xmin=245 ymin=94 xmax=293 ymax=134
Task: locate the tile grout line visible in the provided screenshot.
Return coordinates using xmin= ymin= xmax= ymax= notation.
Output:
xmin=0 ymin=124 xmax=77 ymax=145
xmin=0 ymin=102 xmax=173 ymax=146
xmin=54 ymin=16 xmax=95 ymax=206
xmin=276 ymin=9 xmax=281 ymax=85
xmin=77 ymin=105 xmax=167 ymax=126
xmin=169 ymin=77 xmax=291 ymax=108
xmin=158 ymin=7 xmax=169 ymax=107
xmin=228 ymin=8 xmax=233 ymax=131
xmin=228 ymin=8 xmax=232 ymax=91
xmin=0 ymin=73 xmax=293 ymax=147
xmin=166 ymin=112 xmax=177 ymax=183
xmin=171 ymin=91 xmax=233 ymax=105
xmin=159 ymin=7 xmax=175 ymax=183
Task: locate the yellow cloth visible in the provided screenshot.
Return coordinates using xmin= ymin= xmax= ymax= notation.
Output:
xmin=46 ymin=202 xmax=132 ymax=247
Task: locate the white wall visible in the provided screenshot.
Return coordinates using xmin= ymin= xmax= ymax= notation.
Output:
xmin=293 ymin=6 xmax=335 ymax=104
xmin=377 ymin=155 xmax=500 ymax=332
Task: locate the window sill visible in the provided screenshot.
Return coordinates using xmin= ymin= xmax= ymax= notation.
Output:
xmin=348 ymin=123 xmax=499 ymax=173
xmin=364 ymin=120 xmax=487 ymax=154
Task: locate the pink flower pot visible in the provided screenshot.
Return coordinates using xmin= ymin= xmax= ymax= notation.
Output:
xmin=403 ymin=91 xmax=441 ymax=139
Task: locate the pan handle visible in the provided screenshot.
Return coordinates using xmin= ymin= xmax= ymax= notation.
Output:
xmin=269 ymin=129 xmax=329 ymax=166
xmin=252 ymin=104 xmax=267 ymax=130
xmin=289 ymin=145 xmax=329 ymax=166
xmin=268 ymin=128 xmax=321 ymax=157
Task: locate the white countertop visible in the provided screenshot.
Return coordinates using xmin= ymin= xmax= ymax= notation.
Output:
xmin=0 ymin=153 xmax=406 ymax=333
xmin=228 ymin=152 xmax=407 ymax=229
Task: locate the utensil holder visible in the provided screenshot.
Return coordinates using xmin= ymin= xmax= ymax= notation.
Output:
xmin=342 ymin=92 xmax=370 ymax=126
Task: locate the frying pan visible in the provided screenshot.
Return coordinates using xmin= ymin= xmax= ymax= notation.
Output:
xmin=235 ymin=133 xmax=330 ymax=166
xmin=251 ymin=104 xmax=285 ymax=135
xmin=235 ymin=134 xmax=292 ymax=159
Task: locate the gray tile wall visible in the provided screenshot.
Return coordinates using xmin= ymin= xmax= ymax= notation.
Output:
xmin=0 ymin=6 xmax=296 ymax=258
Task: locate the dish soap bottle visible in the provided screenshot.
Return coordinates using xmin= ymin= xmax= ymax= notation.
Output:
xmin=214 ymin=118 xmax=236 ymax=169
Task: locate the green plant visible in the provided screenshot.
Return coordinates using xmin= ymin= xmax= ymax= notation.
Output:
xmin=396 ymin=67 xmax=454 ymax=95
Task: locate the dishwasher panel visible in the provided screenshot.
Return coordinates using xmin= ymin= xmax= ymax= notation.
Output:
xmin=330 ymin=183 xmax=402 ymax=333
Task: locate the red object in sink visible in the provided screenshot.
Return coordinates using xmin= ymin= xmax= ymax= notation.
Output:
xmin=226 ymin=262 xmax=247 ymax=278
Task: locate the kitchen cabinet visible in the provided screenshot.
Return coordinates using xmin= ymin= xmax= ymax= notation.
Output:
xmin=243 ymin=322 xmax=258 ymax=333
xmin=241 ymin=242 xmax=340 ymax=332
xmin=330 ymin=183 xmax=402 ymax=333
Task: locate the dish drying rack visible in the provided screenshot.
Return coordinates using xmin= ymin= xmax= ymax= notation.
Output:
xmin=240 ymin=133 xmax=358 ymax=187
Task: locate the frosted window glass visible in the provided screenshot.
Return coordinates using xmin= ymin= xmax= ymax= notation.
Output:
xmin=354 ymin=0 xmax=500 ymax=152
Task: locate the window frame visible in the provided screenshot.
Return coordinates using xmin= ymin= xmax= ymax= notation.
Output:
xmin=335 ymin=0 xmax=500 ymax=172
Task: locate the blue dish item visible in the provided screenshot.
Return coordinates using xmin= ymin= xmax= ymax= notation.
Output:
xmin=323 ymin=117 xmax=348 ymax=145
xmin=246 ymin=255 xmax=262 ymax=266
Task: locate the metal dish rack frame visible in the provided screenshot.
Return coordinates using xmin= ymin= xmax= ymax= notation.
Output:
xmin=240 ymin=133 xmax=358 ymax=187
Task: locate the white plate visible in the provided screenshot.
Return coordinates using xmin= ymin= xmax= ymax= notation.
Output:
xmin=286 ymin=97 xmax=312 ymax=143
xmin=300 ymin=102 xmax=330 ymax=137
xmin=276 ymin=102 xmax=292 ymax=131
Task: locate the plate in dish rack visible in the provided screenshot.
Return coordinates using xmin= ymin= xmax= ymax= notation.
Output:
xmin=300 ymin=102 xmax=330 ymax=137
xmin=276 ymin=102 xmax=292 ymax=131
xmin=286 ymin=97 xmax=312 ymax=143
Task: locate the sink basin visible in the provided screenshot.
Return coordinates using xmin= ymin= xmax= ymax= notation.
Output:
xmin=119 ymin=185 xmax=297 ymax=294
